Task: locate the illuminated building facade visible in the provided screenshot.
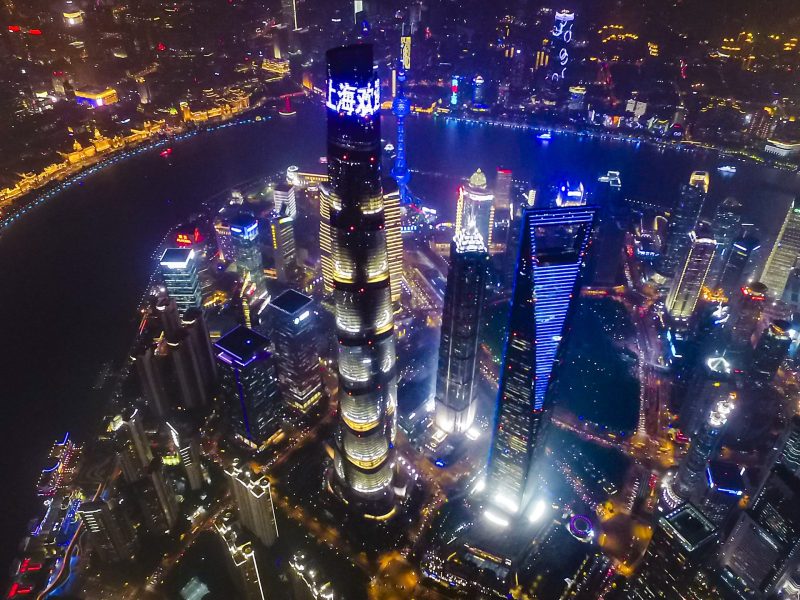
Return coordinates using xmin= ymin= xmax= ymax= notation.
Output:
xmin=670 ymin=393 xmax=736 ymax=504
xmin=270 ymin=214 xmax=297 ymax=282
xmin=74 ymin=87 xmax=118 ymax=107
xmin=761 ymin=201 xmax=800 ymax=298
xmin=225 ymin=460 xmax=279 ymax=547
xmin=159 ymin=248 xmax=202 ymax=315
xmin=549 ymin=10 xmax=575 ymax=85
xmin=494 ymin=167 xmax=512 ymax=217
xmin=627 ymin=504 xmax=720 ymax=600
xmin=230 ymin=212 xmax=266 ymax=297
xmin=167 ymin=423 xmax=203 ymax=491
xmin=729 ymin=282 xmax=767 ymax=347
xmin=78 ymin=500 xmax=136 ymax=563
xmin=666 ymin=222 xmax=716 ymax=322
xmin=391 ymin=55 xmax=411 ymax=203
xmin=486 ymin=201 xmax=595 ymax=517
xmin=216 ymin=522 xmax=267 ymax=600
xmin=274 ymin=183 xmax=296 ymax=218
xmin=110 ymin=408 xmax=153 ymax=484
xmin=434 ymin=219 xmax=488 ymax=434
xmin=662 ymin=181 xmax=707 ymax=276
xmin=214 ymin=212 xmax=235 ymax=262
xmin=215 ymin=326 xmax=282 ymax=450
xmin=456 ymin=169 xmax=495 ymax=247
xmin=720 ymin=465 xmax=800 ymax=597
xmin=326 ymin=45 xmax=397 ymax=513
xmin=268 ymin=290 xmax=324 ymax=414
xmin=780 ymin=415 xmax=800 ymax=475
xmin=384 ymin=188 xmax=404 ymax=303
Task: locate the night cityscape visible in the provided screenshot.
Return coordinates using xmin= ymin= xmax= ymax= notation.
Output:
xmin=4 ymin=0 xmax=800 ymax=599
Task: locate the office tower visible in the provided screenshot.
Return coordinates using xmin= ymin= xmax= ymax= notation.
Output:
xmin=182 ymin=306 xmax=218 ymax=390
xmin=720 ymin=464 xmax=800 ymax=597
xmin=434 ymin=219 xmax=488 ymax=434
xmin=779 ymin=415 xmax=800 ymax=475
xmin=110 ymin=408 xmax=153 ymax=484
xmin=216 ymin=326 xmax=282 ymax=450
xmin=710 ymin=197 xmax=742 ymax=284
xmin=216 ymin=522 xmax=267 ymax=600
xmin=495 ymin=168 xmax=513 ymax=216
xmin=762 ymin=200 xmax=800 ymax=298
xmin=668 ymin=393 xmax=736 ymax=506
xmin=225 ymin=460 xmax=278 ymax=547
xmin=700 ymin=460 xmax=748 ymax=525
xmin=325 ymin=44 xmax=397 ymax=513
xmin=160 ymin=299 xmax=210 ymax=409
xmin=134 ymin=459 xmax=179 ymax=533
xmin=717 ymin=233 xmax=760 ymax=294
xmin=678 ymin=354 xmax=733 ymax=437
xmin=167 ymin=422 xmax=203 ymax=491
xmin=273 ymin=183 xmax=296 ymax=218
xmin=391 ymin=56 xmax=411 ymax=203
xmin=268 ymin=290 xmax=324 ymax=414
xmin=159 ymin=248 xmax=202 ymax=315
xmin=548 ymin=10 xmax=575 ymax=85
xmin=281 ymin=0 xmax=297 ymax=29
xmin=456 ymin=169 xmax=495 ymax=246
xmin=783 ymin=266 xmax=800 ymax=312
xmin=486 ymin=201 xmax=595 ymax=517
xmin=384 ymin=188 xmax=404 ymax=304
xmin=78 ymin=500 xmax=136 ymax=563
xmin=626 ymin=504 xmax=720 ymax=600
xmin=131 ymin=342 xmax=172 ymax=418
xmin=729 ymin=282 xmax=767 ymax=347
xmin=662 ymin=180 xmax=707 ymax=276
xmin=214 ymin=212 xmax=235 ymax=261
xmin=666 ymin=222 xmax=716 ymax=323
xmin=752 ymin=319 xmax=791 ymax=382
xmin=230 ymin=212 xmax=267 ymax=297
xmin=270 ymin=214 xmax=297 ymax=282
xmin=690 ymin=170 xmax=711 ymax=193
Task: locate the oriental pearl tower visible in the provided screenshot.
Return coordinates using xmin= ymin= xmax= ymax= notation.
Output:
xmin=391 ymin=59 xmax=411 ymax=203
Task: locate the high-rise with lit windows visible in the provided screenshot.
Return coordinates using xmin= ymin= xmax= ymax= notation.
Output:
xmin=456 ymin=169 xmax=495 ymax=247
xmin=159 ymin=248 xmax=202 ymax=315
xmin=434 ymin=218 xmax=488 ymax=434
xmin=230 ymin=212 xmax=266 ymax=297
xmin=486 ymin=200 xmax=595 ymax=518
xmin=662 ymin=180 xmax=707 ymax=276
xmin=761 ymin=200 xmax=800 ymax=298
xmin=666 ymin=222 xmax=716 ymax=322
xmin=325 ymin=45 xmax=397 ymax=515
xmin=225 ymin=460 xmax=278 ymax=547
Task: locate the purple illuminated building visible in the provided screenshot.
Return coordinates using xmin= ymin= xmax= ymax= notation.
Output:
xmin=215 ymin=326 xmax=282 ymax=451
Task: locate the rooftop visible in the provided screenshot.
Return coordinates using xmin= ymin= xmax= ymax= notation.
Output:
xmin=661 ymin=504 xmax=717 ymax=552
xmin=707 ymin=460 xmax=746 ymax=495
xmin=270 ymin=289 xmax=312 ymax=316
xmin=160 ymin=248 xmax=194 ymax=269
xmin=214 ymin=326 xmax=269 ymax=366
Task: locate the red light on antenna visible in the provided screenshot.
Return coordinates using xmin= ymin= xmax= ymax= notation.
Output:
xmin=28 ymin=28 xmax=42 ymax=35
xmin=8 ymin=25 xmax=21 ymax=32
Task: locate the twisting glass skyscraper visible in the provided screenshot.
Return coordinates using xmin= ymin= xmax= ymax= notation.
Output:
xmin=326 ymin=45 xmax=397 ymax=515
xmin=486 ymin=200 xmax=595 ymax=517
xmin=434 ymin=218 xmax=488 ymax=434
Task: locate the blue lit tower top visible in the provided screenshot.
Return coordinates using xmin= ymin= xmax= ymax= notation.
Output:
xmin=486 ymin=199 xmax=595 ymax=518
xmin=391 ymin=59 xmax=411 ymax=203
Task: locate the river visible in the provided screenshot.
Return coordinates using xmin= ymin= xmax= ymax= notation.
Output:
xmin=1 ymin=100 xmax=799 ymax=572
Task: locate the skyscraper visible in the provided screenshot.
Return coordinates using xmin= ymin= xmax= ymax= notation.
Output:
xmin=273 ymin=183 xmax=296 ymax=218
xmin=666 ymin=222 xmax=716 ymax=323
xmin=662 ymin=180 xmax=707 ymax=276
xmin=215 ymin=326 xmax=283 ymax=450
xmin=216 ymin=521 xmax=267 ymax=600
xmin=225 ymin=460 xmax=279 ymax=547
xmin=627 ymin=504 xmax=720 ymax=600
xmin=456 ymin=169 xmax=495 ymax=247
xmin=230 ymin=212 xmax=267 ymax=297
xmin=159 ymin=248 xmax=202 ymax=315
xmin=667 ymin=392 xmax=736 ymax=506
xmin=268 ymin=290 xmax=324 ymax=414
xmin=78 ymin=500 xmax=137 ymax=563
xmin=391 ymin=56 xmax=411 ymax=204
xmin=486 ymin=201 xmax=595 ymax=517
xmin=717 ymin=233 xmax=760 ymax=294
xmin=325 ymin=44 xmax=397 ymax=515
xmin=270 ymin=213 xmax=297 ymax=282
xmin=434 ymin=219 xmax=488 ymax=435
xmin=281 ymin=0 xmax=297 ymax=30
xmin=167 ymin=422 xmax=203 ymax=491
xmin=495 ymin=167 xmax=513 ymax=217
xmin=729 ymin=282 xmax=768 ymax=348
xmin=779 ymin=415 xmax=800 ymax=475
xmin=720 ymin=464 xmax=800 ymax=597
xmin=110 ymin=408 xmax=153 ymax=484
xmin=751 ymin=319 xmax=791 ymax=383
xmin=761 ymin=199 xmax=800 ymax=298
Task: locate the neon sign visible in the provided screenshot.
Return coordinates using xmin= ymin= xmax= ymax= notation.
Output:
xmin=550 ymin=10 xmax=574 ymax=83
xmin=326 ymin=77 xmax=380 ymax=117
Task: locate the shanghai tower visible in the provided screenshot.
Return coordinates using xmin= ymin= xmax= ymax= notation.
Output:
xmin=325 ymin=45 xmax=397 ymax=516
